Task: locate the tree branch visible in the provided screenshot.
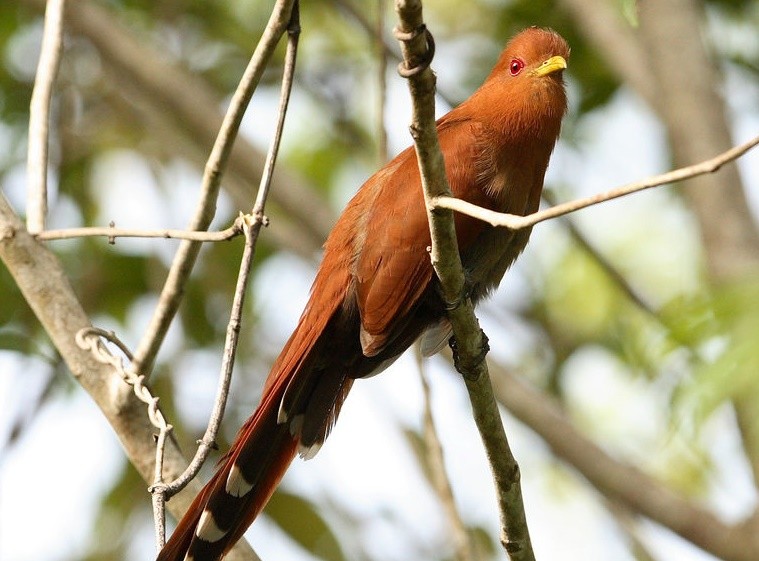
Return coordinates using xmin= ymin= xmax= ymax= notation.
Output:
xmin=26 ymin=0 xmax=66 ymax=234
xmin=0 ymin=194 xmax=258 ymax=561
xmin=433 ymin=134 xmax=759 ymax=230
xmin=130 ymin=0 xmax=296 ymax=379
xmin=35 ymin=222 xmax=243 ymax=243
xmin=154 ymin=0 xmax=300 ymax=524
xmin=151 ymin=215 xmax=258 ymax=545
xmin=393 ymin=2 xmax=535 ymax=559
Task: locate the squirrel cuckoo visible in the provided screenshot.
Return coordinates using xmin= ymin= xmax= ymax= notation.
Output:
xmin=158 ymin=27 xmax=569 ymax=561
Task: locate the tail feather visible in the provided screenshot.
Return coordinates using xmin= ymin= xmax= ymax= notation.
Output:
xmin=158 ymin=272 xmax=350 ymax=561
xmin=156 ymin=471 xmax=216 ymax=561
xmin=155 ymin=369 xmax=309 ymax=561
xmin=157 ymin=391 xmax=298 ymax=561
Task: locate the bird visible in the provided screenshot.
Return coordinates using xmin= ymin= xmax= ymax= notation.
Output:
xmin=158 ymin=26 xmax=569 ymax=561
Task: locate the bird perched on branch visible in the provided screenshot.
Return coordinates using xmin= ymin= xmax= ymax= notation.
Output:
xmin=158 ymin=26 xmax=569 ymax=561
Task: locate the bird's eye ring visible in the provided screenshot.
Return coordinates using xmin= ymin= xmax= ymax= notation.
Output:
xmin=509 ymin=58 xmax=525 ymax=76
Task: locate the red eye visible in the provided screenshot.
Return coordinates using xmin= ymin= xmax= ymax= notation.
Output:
xmin=509 ymin=58 xmax=524 ymax=76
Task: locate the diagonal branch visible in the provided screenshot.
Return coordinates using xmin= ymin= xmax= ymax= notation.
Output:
xmin=130 ymin=0 xmax=296 ymax=378
xmin=0 ymin=194 xmax=258 ymax=561
xmin=155 ymin=0 xmax=301 ymax=515
xmin=433 ymin=134 xmax=759 ymax=231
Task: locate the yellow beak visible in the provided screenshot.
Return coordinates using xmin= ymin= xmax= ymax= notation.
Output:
xmin=533 ymin=55 xmax=567 ymax=77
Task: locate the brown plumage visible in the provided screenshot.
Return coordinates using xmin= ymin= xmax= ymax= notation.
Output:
xmin=158 ymin=26 xmax=569 ymax=561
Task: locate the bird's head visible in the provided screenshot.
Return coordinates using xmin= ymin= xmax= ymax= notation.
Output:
xmin=473 ymin=27 xmax=570 ymax=138
xmin=494 ymin=27 xmax=570 ymax=83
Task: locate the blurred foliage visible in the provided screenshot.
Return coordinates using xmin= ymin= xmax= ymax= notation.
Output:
xmin=266 ymin=490 xmax=347 ymax=561
xmin=1 ymin=1 xmax=759 ymax=561
xmin=670 ymin=279 xmax=759 ymax=422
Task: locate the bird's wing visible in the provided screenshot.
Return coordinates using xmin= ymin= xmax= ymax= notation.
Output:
xmin=355 ymin=117 xmax=492 ymax=357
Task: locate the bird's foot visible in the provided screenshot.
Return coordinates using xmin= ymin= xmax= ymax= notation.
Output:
xmin=449 ymin=330 xmax=490 ymax=381
xmin=443 ymin=277 xmax=472 ymax=312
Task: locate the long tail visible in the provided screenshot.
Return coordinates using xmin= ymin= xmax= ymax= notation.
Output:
xmin=158 ymin=265 xmax=352 ymax=561
xmin=157 ymin=381 xmax=298 ymax=561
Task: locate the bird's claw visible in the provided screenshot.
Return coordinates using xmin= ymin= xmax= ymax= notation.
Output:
xmin=449 ymin=330 xmax=490 ymax=380
xmin=443 ymin=278 xmax=472 ymax=311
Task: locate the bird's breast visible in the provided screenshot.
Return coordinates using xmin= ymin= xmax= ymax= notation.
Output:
xmin=461 ymin=138 xmax=552 ymax=300
xmin=460 ymin=226 xmax=533 ymax=302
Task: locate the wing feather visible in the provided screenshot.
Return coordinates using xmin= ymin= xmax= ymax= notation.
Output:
xmin=355 ymin=117 xmax=496 ymax=357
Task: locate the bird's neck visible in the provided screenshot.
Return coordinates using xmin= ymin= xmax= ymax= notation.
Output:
xmin=464 ymin=78 xmax=566 ymax=146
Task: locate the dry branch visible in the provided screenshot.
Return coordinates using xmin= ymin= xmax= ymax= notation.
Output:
xmin=0 ymin=194 xmax=258 ymax=561
xmin=434 ymin=134 xmax=759 ymax=230
xmin=26 ymin=0 xmax=66 ymax=233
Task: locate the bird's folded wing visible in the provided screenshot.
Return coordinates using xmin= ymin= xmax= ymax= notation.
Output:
xmin=355 ymin=118 xmax=492 ymax=357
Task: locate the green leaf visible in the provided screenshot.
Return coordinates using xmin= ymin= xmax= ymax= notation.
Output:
xmin=673 ymin=279 xmax=759 ymax=425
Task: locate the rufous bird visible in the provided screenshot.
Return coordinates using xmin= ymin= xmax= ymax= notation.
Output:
xmin=158 ymin=26 xmax=569 ymax=561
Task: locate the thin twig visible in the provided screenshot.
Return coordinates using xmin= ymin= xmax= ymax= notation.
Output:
xmin=541 ymin=190 xmax=657 ymax=316
xmin=130 ymin=0 xmax=296 ymax=379
xmin=417 ymin=352 xmax=475 ymax=561
xmin=153 ymin=215 xmax=257 ymax=502
xmin=35 ymin=221 xmax=243 ymax=242
xmin=546 ymin=196 xmax=708 ymax=365
xmin=74 ymin=327 xmax=175 ymax=550
xmin=393 ymin=2 xmax=535 ymax=559
xmin=153 ymin=490 xmax=167 ymax=551
xmin=433 ymin=134 xmax=759 ymax=231
xmin=26 ymin=0 xmax=66 ymax=234
xmin=249 ymin=2 xmax=300 ymax=237
xmin=153 ymin=1 xmax=300 ymax=507
xmin=152 ymin=431 xmax=169 ymax=548
xmin=333 ymin=0 xmax=457 ymax=108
